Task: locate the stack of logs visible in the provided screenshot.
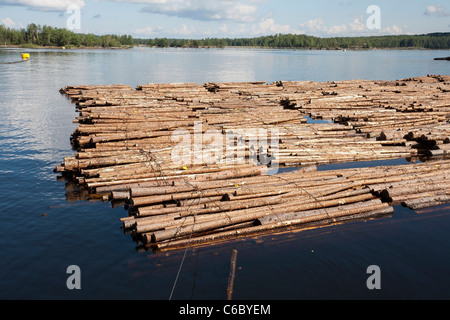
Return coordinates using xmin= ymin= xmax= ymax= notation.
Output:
xmin=55 ymin=75 xmax=450 ymax=251
xmin=118 ymin=160 xmax=450 ymax=251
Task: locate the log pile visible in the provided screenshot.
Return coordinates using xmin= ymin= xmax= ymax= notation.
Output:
xmin=115 ymin=159 xmax=449 ymax=251
xmin=55 ymin=75 xmax=450 ymax=251
xmin=279 ymin=75 xmax=450 ymax=156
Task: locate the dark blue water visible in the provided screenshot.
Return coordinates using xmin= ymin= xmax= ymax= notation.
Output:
xmin=0 ymin=47 xmax=449 ymax=300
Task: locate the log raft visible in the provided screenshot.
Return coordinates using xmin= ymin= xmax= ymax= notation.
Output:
xmin=56 ymin=75 xmax=450 ymax=251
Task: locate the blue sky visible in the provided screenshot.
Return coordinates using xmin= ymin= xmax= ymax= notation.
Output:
xmin=0 ymin=0 xmax=449 ymax=38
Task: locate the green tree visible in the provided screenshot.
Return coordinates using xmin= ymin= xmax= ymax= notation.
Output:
xmin=54 ymin=28 xmax=71 ymax=46
xmin=84 ymin=33 xmax=96 ymax=47
xmin=155 ymin=37 xmax=169 ymax=47
xmin=26 ymin=23 xmax=39 ymax=43
xmin=40 ymin=25 xmax=53 ymax=46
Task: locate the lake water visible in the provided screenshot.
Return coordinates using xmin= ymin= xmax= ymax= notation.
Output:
xmin=0 ymin=47 xmax=450 ymax=301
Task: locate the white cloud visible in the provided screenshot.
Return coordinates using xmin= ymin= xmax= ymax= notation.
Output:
xmin=110 ymin=0 xmax=259 ymax=22
xmin=298 ymin=18 xmax=328 ymax=34
xmin=327 ymin=24 xmax=347 ymax=35
xmin=299 ymin=17 xmax=403 ymax=36
xmin=347 ymin=17 xmax=366 ymax=33
xmin=424 ymin=4 xmax=450 ymax=16
xmin=252 ymin=18 xmax=291 ymax=34
xmin=382 ymin=24 xmax=403 ymax=35
xmin=173 ymin=23 xmax=195 ymax=35
xmin=133 ymin=25 xmax=163 ymax=35
xmin=0 ymin=0 xmax=86 ymax=11
xmin=306 ymin=17 xmax=367 ymax=35
xmin=1 ymin=17 xmax=16 ymax=28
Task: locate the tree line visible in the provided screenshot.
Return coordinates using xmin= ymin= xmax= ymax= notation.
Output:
xmin=136 ymin=32 xmax=449 ymax=50
xmin=1 ymin=23 xmax=448 ymax=50
xmin=0 ymin=23 xmax=134 ymax=48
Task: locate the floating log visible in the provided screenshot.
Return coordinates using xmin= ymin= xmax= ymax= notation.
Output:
xmin=227 ymin=249 xmax=238 ymax=300
xmin=56 ymin=76 xmax=450 ymax=252
xmin=402 ymin=195 xmax=450 ymax=210
xmin=154 ymin=206 xmax=394 ymax=252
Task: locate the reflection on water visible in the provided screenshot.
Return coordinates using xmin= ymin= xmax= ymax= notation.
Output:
xmin=0 ymin=47 xmax=449 ymax=299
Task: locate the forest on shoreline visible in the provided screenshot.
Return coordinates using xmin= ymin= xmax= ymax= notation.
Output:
xmin=0 ymin=23 xmax=134 ymax=48
xmin=1 ymin=23 xmax=448 ymax=50
xmin=138 ymin=32 xmax=449 ymax=50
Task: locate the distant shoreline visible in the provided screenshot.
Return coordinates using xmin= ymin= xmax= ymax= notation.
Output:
xmin=2 ymin=44 xmax=446 ymax=51
xmin=1 ymin=44 xmax=132 ymax=50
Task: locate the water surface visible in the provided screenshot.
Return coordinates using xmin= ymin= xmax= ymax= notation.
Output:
xmin=0 ymin=47 xmax=449 ymax=300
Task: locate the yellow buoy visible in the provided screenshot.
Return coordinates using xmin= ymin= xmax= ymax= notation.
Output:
xmin=21 ymin=53 xmax=30 ymax=60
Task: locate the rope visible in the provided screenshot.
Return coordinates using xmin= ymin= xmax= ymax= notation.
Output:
xmin=168 ymin=213 xmax=197 ymax=300
xmin=0 ymin=60 xmax=28 ymax=64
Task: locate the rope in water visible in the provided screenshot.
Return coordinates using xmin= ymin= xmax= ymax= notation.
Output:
xmin=0 ymin=59 xmax=29 ymax=64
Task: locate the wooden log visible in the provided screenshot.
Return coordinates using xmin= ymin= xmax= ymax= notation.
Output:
xmin=111 ymin=191 xmax=130 ymax=200
xmin=227 ymin=249 xmax=238 ymax=300
xmin=256 ymin=198 xmax=386 ymax=225
xmin=378 ymin=181 xmax=450 ymax=202
xmin=401 ymin=195 xmax=450 ymax=210
xmin=154 ymin=204 xmax=394 ymax=251
xmin=137 ymin=194 xmax=285 ymax=217
xmin=145 ymin=192 xmax=376 ymax=243
xmin=391 ymin=188 xmax=450 ymax=203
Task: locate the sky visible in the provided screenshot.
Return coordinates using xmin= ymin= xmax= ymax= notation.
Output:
xmin=0 ymin=0 xmax=449 ymax=39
